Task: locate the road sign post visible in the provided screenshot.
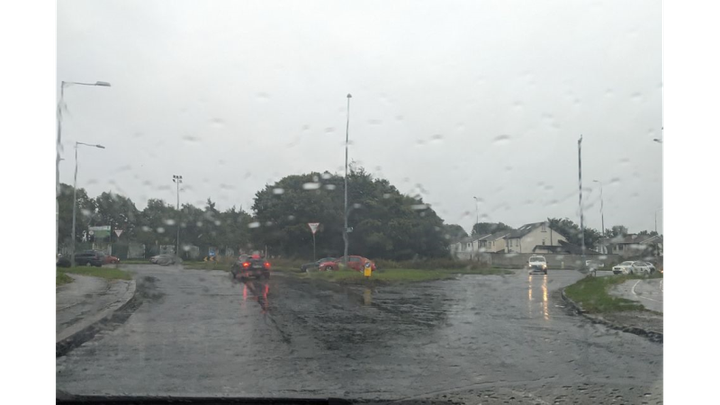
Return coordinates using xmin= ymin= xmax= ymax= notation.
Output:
xmin=308 ymin=223 xmax=320 ymax=261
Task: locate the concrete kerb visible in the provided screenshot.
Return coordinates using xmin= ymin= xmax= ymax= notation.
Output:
xmin=561 ymin=288 xmax=663 ymax=344
xmin=56 ymin=279 xmax=137 ymax=357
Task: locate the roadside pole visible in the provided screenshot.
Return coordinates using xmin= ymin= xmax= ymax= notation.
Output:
xmin=578 ymin=135 xmax=586 ymax=270
xmin=308 ymin=223 xmax=320 ymax=261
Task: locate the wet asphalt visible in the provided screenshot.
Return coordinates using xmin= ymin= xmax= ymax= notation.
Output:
xmin=56 ymin=265 xmax=663 ymax=403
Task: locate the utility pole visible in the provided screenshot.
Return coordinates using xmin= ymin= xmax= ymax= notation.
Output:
xmin=343 ymin=94 xmax=352 ymax=268
xmin=578 ymin=135 xmax=585 ymax=266
xmin=473 ymin=196 xmax=479 ymax=234
xmin=593 ymin=180 xmax=605 ymax=237
xmin=173 ymin=175 xmax=183 ymax=256
xmin=71 ymin=142 xmax=105 ymax=266
xmin=57 ymin=80 xmax=111 ymax=254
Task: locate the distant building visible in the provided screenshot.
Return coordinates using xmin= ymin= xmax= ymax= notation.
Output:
xmin=504 ymin=221 xmax=569 ymax=254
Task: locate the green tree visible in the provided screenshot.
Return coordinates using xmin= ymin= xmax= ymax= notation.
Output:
xmin=443 ymin=224 xmax=468 ymax=241
xmin=93 ymin=192 xmax=140 ymax=241
xmin=471 ymin=222 xmax=513 ymax=236
xmin=547 ymin=217 xmax=602 ymax=249
xmin=252 ymin=168 xmax=449 ymax=260
xmin=57 ymin=183 xmax=96 ymax=245
xmin=608 ymin=225 xmax=629 ymax=237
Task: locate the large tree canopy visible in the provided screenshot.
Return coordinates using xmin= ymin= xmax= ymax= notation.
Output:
xmin=251 ymin=168 xmax=450 ymax=260
xmin=471 ymin=222 xmax=513 ymax=236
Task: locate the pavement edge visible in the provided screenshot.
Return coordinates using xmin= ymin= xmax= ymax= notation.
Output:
xmin=56 ymin=279 xmax=137 ymax=357
xmin=561 ymin=287 xmax=663 ymax=344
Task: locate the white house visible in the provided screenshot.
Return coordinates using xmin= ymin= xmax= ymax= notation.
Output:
xmin=504 ymin=221 xmax=569 ymax=254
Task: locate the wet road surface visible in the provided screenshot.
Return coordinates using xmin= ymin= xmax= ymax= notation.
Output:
xmin=609 ymin=279 xmax=664 ymax=313
xmin=57 ymin=266 xmax=662 ymax=403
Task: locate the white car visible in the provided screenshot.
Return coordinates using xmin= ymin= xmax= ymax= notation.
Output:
xmin=528 ymin=255 xmax=548 ymax=274
xmin=586 ymin=259 xmax=605 ymax=270
xmin=612 ymin=261 xmax=652 ymax=275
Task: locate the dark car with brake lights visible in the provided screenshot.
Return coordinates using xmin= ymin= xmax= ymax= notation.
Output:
xmin=231 ymin=254 xmax=271 ymax=279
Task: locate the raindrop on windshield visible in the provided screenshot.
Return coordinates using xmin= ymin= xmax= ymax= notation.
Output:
xmin=164 ymin=219 xmax=176 ymax=226
xmin=493 ymin=134 xmax=511 ymax=145
xmin=156 ymin=227 xmax=165 ymax=233
xmin=273 ymin=188 xmax=285 ymax=195
xmin=325 ymin=184 xmax=336 ymax=190
xmin=302 ymin=182 xmax=321 ymax=190
xmin=248 ymin=222 xmax=260 ymax=229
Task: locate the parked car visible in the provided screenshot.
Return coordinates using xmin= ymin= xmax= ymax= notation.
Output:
xmin=74 ymin=250 xmax=105 ymax=267
xmin=637 ymin=261 xmax=656 ymax=273
xmin=301 ymin=257 xmax=337 ymax=272
xmin=585 ymin=259 xmax=605 ymax=270
xmin=612 ymin=261 xmax=652 ymax=275
xmin=322 ymin=256 xmax=376 ymax=272
xmin=150 ymin=254 xmax=181 ymax=266
xmin=56 ymin=254 xmax=72 ymax=268
xmin=103 ymin=255 xmax=120 ymax=264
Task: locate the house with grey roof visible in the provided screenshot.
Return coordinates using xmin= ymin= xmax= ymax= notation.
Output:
xmin=598 ymin=234 xmax=663 ymax=258
xmin=504 ymin=221 xmax=569 ymax=254
xmin=474 ymin=230 xmax=512 ymax=253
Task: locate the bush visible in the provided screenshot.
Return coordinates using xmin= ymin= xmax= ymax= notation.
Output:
xmin=374 ymin=258 xmax=489 ymax=271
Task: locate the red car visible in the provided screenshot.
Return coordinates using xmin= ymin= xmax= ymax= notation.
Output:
xmin=318 ymin=255 xmax=376 ymax=272
xmin=103 ymin=255 xmax=120 ymax=264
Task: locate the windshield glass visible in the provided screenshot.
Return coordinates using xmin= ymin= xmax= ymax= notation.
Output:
xmin=56 ymin=0 xmax=663 ymax=402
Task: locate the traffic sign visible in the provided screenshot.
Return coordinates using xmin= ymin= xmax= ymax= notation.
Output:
xmin=114 ymin=229 xmax=123 ymax=238
xmin=308 ymin=223 xmax=320 ymax=234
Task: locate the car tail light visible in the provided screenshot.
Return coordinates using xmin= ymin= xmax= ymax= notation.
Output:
xmin=263 ymin=261 xmax=271 ymax=269
xmin=242 ymin=261 xmax=251 ymax=268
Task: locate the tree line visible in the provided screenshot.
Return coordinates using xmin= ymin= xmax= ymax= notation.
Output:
xmin=57 ymin=167 xmax=658 ymax=259
xmin=57 ymin=167 xmax=452 ymax=260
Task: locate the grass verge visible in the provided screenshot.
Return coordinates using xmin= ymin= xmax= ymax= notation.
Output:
xmin=55 ymin=269 xmax=72 ymax=285
xmin=302 ymin=267 xmax=512 ymax=284
xmin=58 ymin=266 xmax=132 ymax=281
xmin=119 ymin=259 xmax=150 ymax=265
xmin=564 ymin=273 xmax=662 ymax=313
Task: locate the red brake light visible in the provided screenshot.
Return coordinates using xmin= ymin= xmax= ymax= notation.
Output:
xmin=242 ymin=261 xmax=250 ymax=268
xmin=263 ymin=261 xmax=271 ymax=269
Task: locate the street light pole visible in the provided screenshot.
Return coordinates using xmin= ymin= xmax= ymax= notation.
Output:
xmin=71 ymin=142 xmax=105 ymax=266
xmin=343 ymin=94 xmax=352 ymax=268
xmin=593 ymin=180 xmax=604 ymax=237
xmin=173 ymin=175 xmax=183 ymax=256
xmin=473 ymin=196 xmax=479 ymax=234
xmin=57 ymin=80 xmax=111 ymax=254
xmin=578 ymin=135 xmax=585 ymax=265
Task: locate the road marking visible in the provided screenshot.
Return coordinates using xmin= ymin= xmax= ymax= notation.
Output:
xmin=631 ymin=279 xmax=661 ymax=303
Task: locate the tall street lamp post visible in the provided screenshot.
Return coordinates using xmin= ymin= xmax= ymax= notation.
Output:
xmin=57 ymin=80 xmax=111 ymax=253
xmin=593 ymin=180 xmax=605 ymax=237
xmin=343 ymin=94 xmax=352 ymax=268
xmin=173 ymin=175 xmax=183 ymax=256
xmin=71 ymin=142 xmax=106 ymax=266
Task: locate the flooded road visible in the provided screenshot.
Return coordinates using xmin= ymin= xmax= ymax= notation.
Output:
xmin=57 ymin=265 xmax=662 ymax=403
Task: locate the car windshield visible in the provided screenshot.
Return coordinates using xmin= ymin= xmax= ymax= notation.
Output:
xmin=55 ymin=0 xmax=663 ymax=402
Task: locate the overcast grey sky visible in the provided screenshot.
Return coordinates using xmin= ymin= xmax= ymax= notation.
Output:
xmin=57 ymin=0 xmax=662 ymax=235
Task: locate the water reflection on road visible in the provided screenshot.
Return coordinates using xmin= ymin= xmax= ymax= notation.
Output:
xmin=528 ymin=274 xmax=550 ymax=321
xmin=240 ymin=278 xmax=270 ymax=314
